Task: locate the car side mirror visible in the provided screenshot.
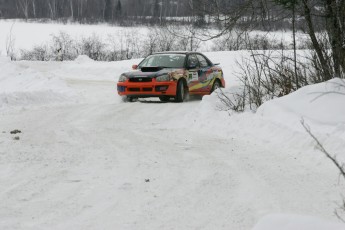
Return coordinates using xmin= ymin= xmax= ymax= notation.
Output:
xmin=132 ymin=64 xmax=138 ymax=70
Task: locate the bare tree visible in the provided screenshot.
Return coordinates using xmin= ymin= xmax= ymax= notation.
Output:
xmin=69 ymin=0 xmax=74 ymax=20
xmin=16 ymin=0 xmax=30 ymax=20
xmin=47 ymin=0 xmax=57 ymax=19
xmin=5 ymin=22 xmax=16 ymax=60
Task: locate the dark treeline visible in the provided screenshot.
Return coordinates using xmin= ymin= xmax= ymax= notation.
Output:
xmin=0 ymin=0 xmax=207 ymax=24
xmin=0 ymin=0 xmax=295 ymax=28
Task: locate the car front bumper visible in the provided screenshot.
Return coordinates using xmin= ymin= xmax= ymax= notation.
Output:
xmin=117 ymin=79 xmax=177 ymax=97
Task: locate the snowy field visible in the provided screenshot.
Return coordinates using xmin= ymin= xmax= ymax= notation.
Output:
xmin=1 ymin=49 xmax=345 ymax=230
xmin=0 ymin=19 xmax=309 ymax=58
xmin=0 ymin=20 xmax=146 ymax=52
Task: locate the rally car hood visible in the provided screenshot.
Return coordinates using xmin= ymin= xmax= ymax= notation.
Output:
xmin=124 ymin=67 xmax=182 ymax=78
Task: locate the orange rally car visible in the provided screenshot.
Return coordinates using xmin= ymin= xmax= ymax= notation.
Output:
xmin=117 ymin=51 xmax=225 ymax=102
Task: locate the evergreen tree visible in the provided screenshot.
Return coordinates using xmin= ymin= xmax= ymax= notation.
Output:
xmin=153 ymin=0 xmax=159 ymax=18
xmin=104 ymin=0 xmax=113 ymax=22
xmin=115 ymin=0 xmax=122 ymax=18
xmin=274 ymin=0 xmax=296 ymax=10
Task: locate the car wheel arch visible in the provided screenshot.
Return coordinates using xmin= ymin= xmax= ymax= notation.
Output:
xmin=215 ymin=78 xmax=223 ymax=87
xmin=211 ymin=79 xmax=222 ymax=93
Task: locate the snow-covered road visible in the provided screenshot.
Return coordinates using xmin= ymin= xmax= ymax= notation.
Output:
xmin=1 ymin=55 xmax=344 ymax=229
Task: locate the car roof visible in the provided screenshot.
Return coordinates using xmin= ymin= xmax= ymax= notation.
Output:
xmin=148 ymin=51 xmax=215 ymax=66
xmin=153 ymin=51 xmax=201 ymax=55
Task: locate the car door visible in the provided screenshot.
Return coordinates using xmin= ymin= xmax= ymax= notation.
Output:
xmin=196 ymin=54 xmax=214 ymax=92
xmin=186 ymin=54 xmax=202 ymax=93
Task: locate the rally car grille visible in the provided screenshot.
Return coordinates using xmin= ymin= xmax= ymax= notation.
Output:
xmin=128 ymin=88 xmax=140 ymax=92
xmin=128 ymin=87 xmax=153 ymax=92
xmin=129 ymin=78 xmax=152 ymax=82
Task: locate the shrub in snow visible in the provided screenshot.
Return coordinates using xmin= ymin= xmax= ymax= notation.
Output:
xmin=211 ymin=32 xmax=287 ymax=51
xmin=80 ymin=34 xmax=106 ymax=61
xmin=50 ymin=32 xmax=77 ymax=61
xmin=20 ymin=45 xmax=49 ymax=61
xmin=216 ymin=50 xmax=319 ymax=112
xmin=15 ymin=26 xmax=208 ymax=62
xmin=214 ymin=86 xmax=247 ymax=112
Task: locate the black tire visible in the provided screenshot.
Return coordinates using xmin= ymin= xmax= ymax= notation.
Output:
xmin=175 ymin=80 xmax=186 ymax=103
xmin=211 ymin=80 xmax=221 ymax=93
xmin=122 ymin=96 xmax=135 ymax=102
xmin=159 ymin=96 xmax=170 ymax=102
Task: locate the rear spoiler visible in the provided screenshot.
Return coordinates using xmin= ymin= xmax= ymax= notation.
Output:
xmin=214 ymin=63 xmax=220 ymax=66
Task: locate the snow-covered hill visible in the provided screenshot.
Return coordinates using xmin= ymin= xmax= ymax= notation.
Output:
xmin=0 ymin=53 xmax=344 ymax=230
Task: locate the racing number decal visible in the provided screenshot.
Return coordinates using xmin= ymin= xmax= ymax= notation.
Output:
xmin=188 ymin=72 xmax=199 ymax=82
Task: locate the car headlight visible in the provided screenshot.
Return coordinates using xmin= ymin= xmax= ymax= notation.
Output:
xmin=118 ymin=74 xmax=128 ymax=82
xmin=156 ymin=74 xmax=170 ymax=82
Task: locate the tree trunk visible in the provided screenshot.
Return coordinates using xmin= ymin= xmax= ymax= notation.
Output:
xmin=32 ymin=0 xmax=36 ymax=18
xmin=176 ymin=0 xmax=179 ymax=17
xmin=18 ymin=0 xmax=29 ymax=20
xmin=302 ymin=0 xmax=332 ymax=80
xmin=70 ymin=0 xmax=74 ymax=20
xmin=292 ymin=2 xmax=298 ymax=88
xmin=325 ymin=0 xmax=345 ymax=78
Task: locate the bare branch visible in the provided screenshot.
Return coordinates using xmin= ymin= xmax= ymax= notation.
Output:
xmin=301 ymin=119 xmax=345 ymax=179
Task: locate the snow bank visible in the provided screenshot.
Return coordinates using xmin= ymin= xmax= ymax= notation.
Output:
xmin=257 ymin=78 xmax=345 ymax=132
xmin=62 ymin=58 xmax=142 ymax=82
xmin=74 ymin=55 xmax=94 ymax=64
xmin=199 ymin=78 xmax=345 ymax=141
xmin=0 ymin=55 xmax=11 ymax=62
xmin=252 ymin=214 xmax=345 ymax=230
xmin=0 ymin=56 xmax=147 ymax=112
xmin=0 ymin=59 xmax=76 ymax=112
xmin=185 ymin=77 xmax=345 ymax=168
xmin=254 ymin=78 xmax=345 ymax=160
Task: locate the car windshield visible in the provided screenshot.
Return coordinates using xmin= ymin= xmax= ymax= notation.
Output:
xmin=139 ymin=54 xmax=186 ymax=68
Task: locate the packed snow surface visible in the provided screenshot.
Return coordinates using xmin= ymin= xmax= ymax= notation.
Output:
xmin=0 ymin=51 xmax=345 ymax=230
xmin=252 ymin=214 xmax=345 ymax=230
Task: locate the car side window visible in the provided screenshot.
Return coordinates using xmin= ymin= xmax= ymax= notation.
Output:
xmin=196 ymin=54 xmax=209 ymax=68
xmin=140 ymin=56 xmax=154 ymax=67
xmin=187 ymin=54 xmax=199 ymax=68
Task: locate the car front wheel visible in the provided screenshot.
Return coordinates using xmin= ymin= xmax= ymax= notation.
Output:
xmin=122 ymin=96 xmax=135 ymax=102
xmin=175 ymin=80 xmax=186 ymax=103
xmin=211 ymin=80 xmax=221 ymax=93
xmin=159 ymin=96 xmax=170 ymax=102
